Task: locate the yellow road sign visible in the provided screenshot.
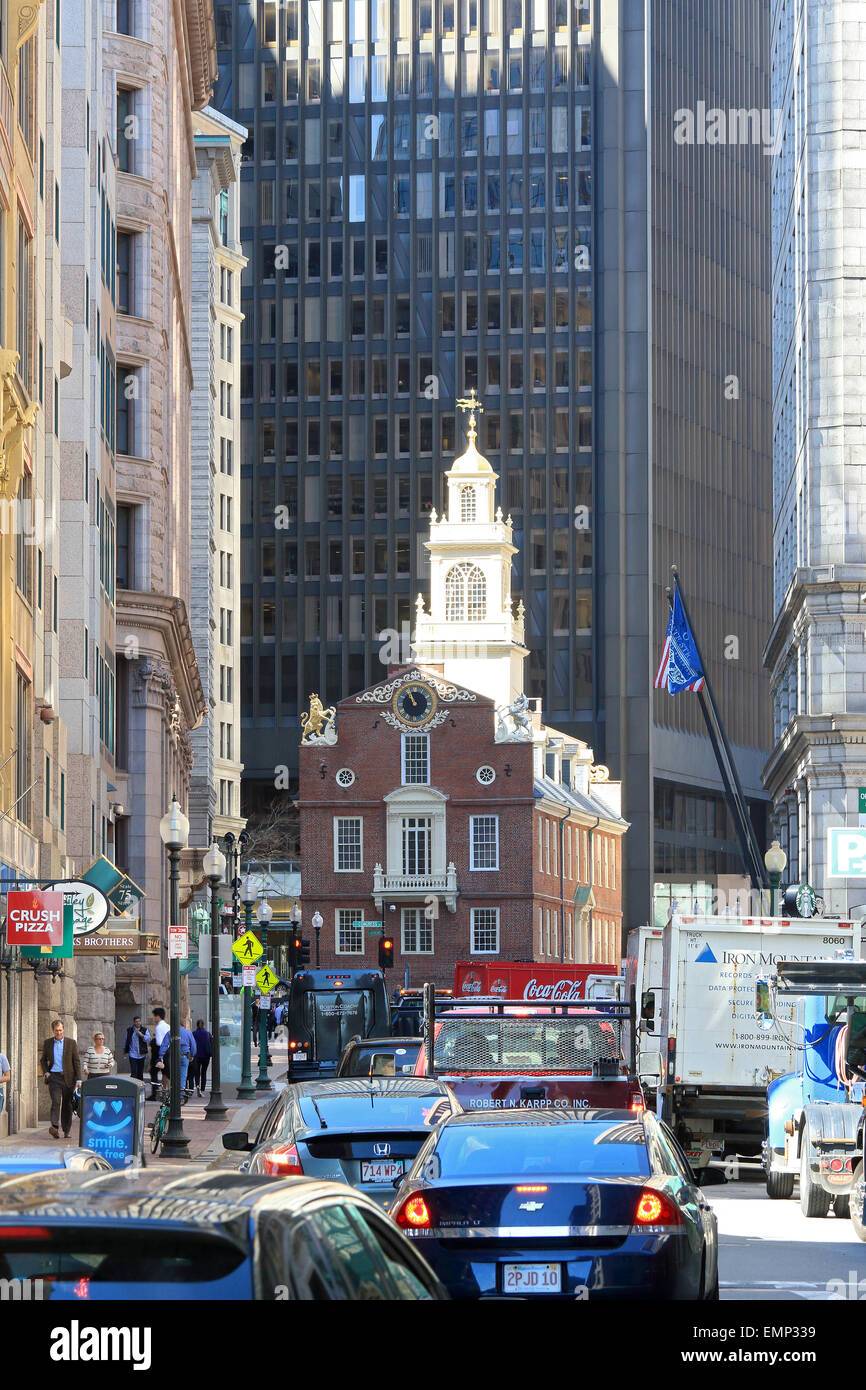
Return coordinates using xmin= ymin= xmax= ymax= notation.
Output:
xmin=232 ymin=930 xmax=263 ymax=963
xmin=256 ymin=963 xmax=279 ymax=994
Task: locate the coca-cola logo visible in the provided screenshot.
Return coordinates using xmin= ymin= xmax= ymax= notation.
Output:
xmin=490 ymin=978 xmax=508 ymax=995
xmin=523 ymin=978 xmax=585 ymax=1002
xmin=461 ymin=972 xmax=482 ymax=995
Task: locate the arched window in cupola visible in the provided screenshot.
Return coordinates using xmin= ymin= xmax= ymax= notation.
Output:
xmin=460 ymin=485 xmax=476 ymax=522
xmin=444 ymin=561 xmax=487 ymax=621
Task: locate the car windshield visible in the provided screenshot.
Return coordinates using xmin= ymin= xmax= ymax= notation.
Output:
xmin=427 ymin=1121 xmax=650 ymax=1179
xmin=436 ymin=1015 xmax=620 ymax=1071
xmin=0 ymin=1231 xmax=251 ymax=1292
xmin=299 ymin=1094 xmax=446 ymax=1130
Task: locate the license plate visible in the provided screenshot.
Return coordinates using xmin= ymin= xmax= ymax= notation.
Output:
xmin=360 ymin=1160 xmax=405 ymax=1183
xmin=294 ymin=1052 xmax=307 ymax=1061
xmin=502 ymin=1263 xmax=562 ymax=1294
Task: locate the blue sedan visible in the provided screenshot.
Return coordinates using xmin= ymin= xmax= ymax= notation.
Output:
xmin=0 ymin=1144 xmax=113 ymax=1174
xmin=389 ymin=1108 xmax=720 ymax=1300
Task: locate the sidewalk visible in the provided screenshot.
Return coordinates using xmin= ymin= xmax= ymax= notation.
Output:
xmin=0 ymin=1039 xmax=289 ymax=1168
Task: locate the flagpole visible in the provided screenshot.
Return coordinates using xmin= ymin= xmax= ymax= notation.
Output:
xmin=669 ymin=568 xmax=768 ymax=890
xmin=663 ymin=589 xmax=761 ymax=890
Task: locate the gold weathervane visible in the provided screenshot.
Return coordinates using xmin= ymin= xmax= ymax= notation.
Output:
xmin=456 ymin=388 xmax=484 ymax=445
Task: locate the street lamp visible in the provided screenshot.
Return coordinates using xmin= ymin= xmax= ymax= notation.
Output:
xmin=158 ymin=797 xmax=190 ymax=1159
xmin=255 ymin=897 xmax=274 ymax=1092
xmin=203 ymin=839 xmax=228 ymax=1119
xmin=311 ymin=909 xmax=323 ymax=968
xmin=237 ymin=872 xmax=257 ymax=1100
xmin=764 ymin=840 xmax=787 ymax=918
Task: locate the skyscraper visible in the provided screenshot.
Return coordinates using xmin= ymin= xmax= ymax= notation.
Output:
xmin=216 ymin=0 xmax=772 ymax=926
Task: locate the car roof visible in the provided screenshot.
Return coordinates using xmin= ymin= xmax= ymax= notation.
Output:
xmin=435 ymin=1107 xmax=644 ymax=1128
xmin=0 ymin=1169 xmax=390 ymax=1226
xmin=293 ymin=1076 xmax=447 ymax=1099
xmin=0 ymin=1145 xmax=98 ymax=1168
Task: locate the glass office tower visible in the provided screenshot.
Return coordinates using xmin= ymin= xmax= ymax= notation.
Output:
xmin=214 ymin=0 xmax=595 ymax=811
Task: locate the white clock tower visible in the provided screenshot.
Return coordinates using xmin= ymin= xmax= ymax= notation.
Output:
xmin=413 ymin=393 xmax=528 ymax=710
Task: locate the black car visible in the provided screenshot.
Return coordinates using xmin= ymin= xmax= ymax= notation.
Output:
xmin=224 ymin=1077 xmax=460 ymax=1209
xmin=390 ymin=1108 xmax=720 ymax=1300
xmin=0 ymin=1169 xmax=447 ymax=1300
xmin=336 ymin=1036 xmax=423 ymax=1078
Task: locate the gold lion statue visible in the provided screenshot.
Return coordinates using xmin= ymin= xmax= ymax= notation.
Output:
xmin=301 ymin=692 xmax=336 ymax=743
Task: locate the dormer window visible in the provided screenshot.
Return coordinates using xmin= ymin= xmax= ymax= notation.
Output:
xmin=460 ymin=485 xmax=476 ymax=522
xmin=445 ymin=562 xmax=486 ymax=621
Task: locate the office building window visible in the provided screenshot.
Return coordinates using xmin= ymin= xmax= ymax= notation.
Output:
xmin=470 ymin=815 xmax=499 ymax=870
xmin=471 ymin=908 xmax=500 ymax=954
xmin=402 ymin=907 xmax=433 ymax=954
xmin=401 ymin=733 xmax=429 ymax=785
xmin=336 ymin=908 xmax=364 ymax=955
xmin=334 ymin=816 xmax=363 ymax=871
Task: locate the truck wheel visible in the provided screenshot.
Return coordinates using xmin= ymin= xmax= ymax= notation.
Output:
xmin=766 ymin=1170 xmax=794 ymax=1200
xmin=851 ymin=1164 xmax=866 ymax=1242
xmin=833 ymin=1194 xmax=850 ymax=1220
xmin=799 ymin=1131 xmax=831 ymax=1218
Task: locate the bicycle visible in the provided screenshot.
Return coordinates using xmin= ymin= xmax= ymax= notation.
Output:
xmin=149 ymin=1086 xmax=171 ymax=1154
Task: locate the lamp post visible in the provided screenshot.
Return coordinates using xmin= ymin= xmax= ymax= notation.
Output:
xmin=237 ymin=873 xmax=257 ymax=1099
xmin=311 ymin=909 xmax=323 ymax=968
xmin=158 ymin=798 xmax=191 ymax=1159
xmin=255 ymin=897 xmax=274 ymax=1091
xmin=764 ymin=840 xmax=787 ymax=918
xmin=203 ymin=839 xmax=228 ymax=1119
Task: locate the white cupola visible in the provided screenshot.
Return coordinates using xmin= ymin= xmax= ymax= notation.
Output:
xmin=412 ymin=392 xmax=528 ymax=709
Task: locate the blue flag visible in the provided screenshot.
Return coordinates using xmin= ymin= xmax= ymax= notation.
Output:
xmin=655 ymin=588 xmax=705 ymax=694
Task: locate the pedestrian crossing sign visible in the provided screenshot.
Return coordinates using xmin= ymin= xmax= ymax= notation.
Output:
xmin=256 ymin=963 xmax=279 ymax=994
xmin=233 ymin=930 xmax=263 ymax=964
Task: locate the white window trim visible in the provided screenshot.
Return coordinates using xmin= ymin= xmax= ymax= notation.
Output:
xmin=335 ymin=907 xmax=364 ymax=955
xmin=333 ymin=815 xmax=363 ymax=872
xmin=401 ymin=731 xmax=430 ymax=785
xmin=400 ymin=906 xmax=434 ymax=955
xmin=470 ymin=906 xmax=500 ymax=955
xmin=469 ymin=813 xmax=499 ymax=870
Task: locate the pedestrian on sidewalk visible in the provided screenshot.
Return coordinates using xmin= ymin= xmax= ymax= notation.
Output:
xmin=179 ymin=1022 xmax=196 ymax=1098
xmin=151 ymin=1007 xmax=170 ymax=1093
xmin=39 ymin=1019 xmax=82 ymax=1139
xmin=123 ymin=1017 xmax=151 ymax=1080
xmin=0 ymin=1048 xmax=10 ymax=1121
xmin=82 ymin=1032 xmax=116 ymax=1079
xmin=191 ymin=1019 xmax=212 ymax=1096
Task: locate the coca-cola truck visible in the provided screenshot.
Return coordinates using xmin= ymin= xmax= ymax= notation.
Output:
xmin=454 ymin=960 xmax=619 ymax=1004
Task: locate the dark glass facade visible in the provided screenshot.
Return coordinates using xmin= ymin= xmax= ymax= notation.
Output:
xmin=215 ymin=0 xmax=595 ymax=788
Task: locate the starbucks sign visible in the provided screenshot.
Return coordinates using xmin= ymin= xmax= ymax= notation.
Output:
xmin=48 ymin=880 xmax=111 ymax=936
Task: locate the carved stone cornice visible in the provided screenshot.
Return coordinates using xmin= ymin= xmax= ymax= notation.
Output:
xmin=132 ymin=657 xmax=194 ymax=774
xmin=0 ymin=348 xmax=38 ymax=495
xmin=182 ymin=0 xmax=218 ymax=110
xmin=116 ymin=589 xmax=206 ymax=729
xmin=10 ymin=0 xmax=44 ymax=50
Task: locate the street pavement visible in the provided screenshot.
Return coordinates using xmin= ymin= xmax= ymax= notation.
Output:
xmin=713 ymin=1164 xmax=866 ymax=1300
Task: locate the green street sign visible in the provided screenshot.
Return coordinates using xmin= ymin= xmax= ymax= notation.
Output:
xmin=859 ymin=789 xmax=866 ymax=815
xmin=356 ymin=921 xmax=384 ymax=933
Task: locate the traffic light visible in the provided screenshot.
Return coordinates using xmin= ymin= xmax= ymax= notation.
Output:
xmin=289 ymin=935 xmax=302 ymax=970
xmin=378 ymin=936 xmax=394 ymax=969
xmin=298 ymin=936 xmax=312 ymax=966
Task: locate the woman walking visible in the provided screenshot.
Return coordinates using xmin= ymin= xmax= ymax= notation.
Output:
xmin=191 ymin=1019 xmax=213 ymax=1097
xmin=82 ymin=1032 xmax=116 ymax=1079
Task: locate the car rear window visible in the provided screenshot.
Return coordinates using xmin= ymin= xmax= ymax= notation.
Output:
xmin=436 ymin=1016 xmax=620 ymax=1071
xmin=299 ymin=1094 xmax=446 ymax=1130
xmin=0 ymin=1231 xmax=251 ymax=1290
xmin=428 ymin=1120 xmax=651 ymax=1179
xmin=345 ymin=1043 xmax=421 ymax=1076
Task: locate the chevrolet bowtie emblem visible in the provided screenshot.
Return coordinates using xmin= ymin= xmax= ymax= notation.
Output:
xmin=519 ymin=1201 xmax=544 ymax=1212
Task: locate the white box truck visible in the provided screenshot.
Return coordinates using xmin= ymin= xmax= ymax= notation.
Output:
xmin=626 ymin=913 xmax=862 ymax=1171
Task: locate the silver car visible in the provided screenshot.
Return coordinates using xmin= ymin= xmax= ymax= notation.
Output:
xmin=223 ymin=1078 xmax=460 ymax=1210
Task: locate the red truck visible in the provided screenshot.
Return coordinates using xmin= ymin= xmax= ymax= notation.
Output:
xmin=413 ymin=982 xmax=643 ymax=1114
xmin=454 ymin=960 xmax=619 ymax=1003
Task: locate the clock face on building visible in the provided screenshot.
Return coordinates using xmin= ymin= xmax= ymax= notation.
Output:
xmin=393 ymin=681 xmax=437 ymax=727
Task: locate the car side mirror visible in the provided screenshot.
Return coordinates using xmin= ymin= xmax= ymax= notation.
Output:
xmin=222 ymin=1131 xmax=255 ymax=1152
xmin=755 ymin=979 xmax=774 ymax=1031
xmin=638 ymin=1049 xmax=663 ymax=1083
xmin=640 ymin=990 xmax=655 ymax=1024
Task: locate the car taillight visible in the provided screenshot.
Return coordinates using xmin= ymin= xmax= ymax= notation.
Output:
xmin=261 ymin=1143 xmax=303 ymax=1176
xmin=633 ymin=1189 xmax=682 ymax=1227
xmin=515 ymin=1185 xmax=548 ymax=1193
xmin=289 ymin=1041 xmax=299 ymax=1050
xmin=393 ymin=1193 xmax=432 ymax=1229
xmin=0 ymin=1226 xmax=52 ymax=1238
xmin=630 ymin=1093 xmax=645 ymax=1113
xmin=829 ymin=1158 xmax=844 ymax=1172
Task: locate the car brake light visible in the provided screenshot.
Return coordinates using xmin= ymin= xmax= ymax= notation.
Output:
xmin=394 ymin=1193 xmax=432 ymax=1228
xmin=261 ymin=1143 xmax=303 ymax=1176
xmin=0 ymin=1227 xmax=52 ymax=1239
xmin=633 ymin=1189 xmax=682 ymax=1227
xmin=630 ymin=1093 xmax=645 ymax=1113
xmin=289 ymin=1041 xmax=299 ymax=1050
xmin=829 ymin=1158 xmax=844 ymax=1172
xmin=515 ymin=1185 xmax=548 ymax=1193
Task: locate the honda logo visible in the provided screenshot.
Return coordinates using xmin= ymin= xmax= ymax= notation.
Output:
xmin=373 ymin=1142 xmax=391 ymax=1157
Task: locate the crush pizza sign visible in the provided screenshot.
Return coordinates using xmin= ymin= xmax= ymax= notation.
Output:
xmin=6 ymin=890 xmax=65 ymax=945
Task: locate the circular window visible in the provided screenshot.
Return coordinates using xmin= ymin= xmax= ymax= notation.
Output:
xmin=476 ymin=765 xmax=496 ymax=786
xmin=336 ymin=768 xmax=356 ymax=788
